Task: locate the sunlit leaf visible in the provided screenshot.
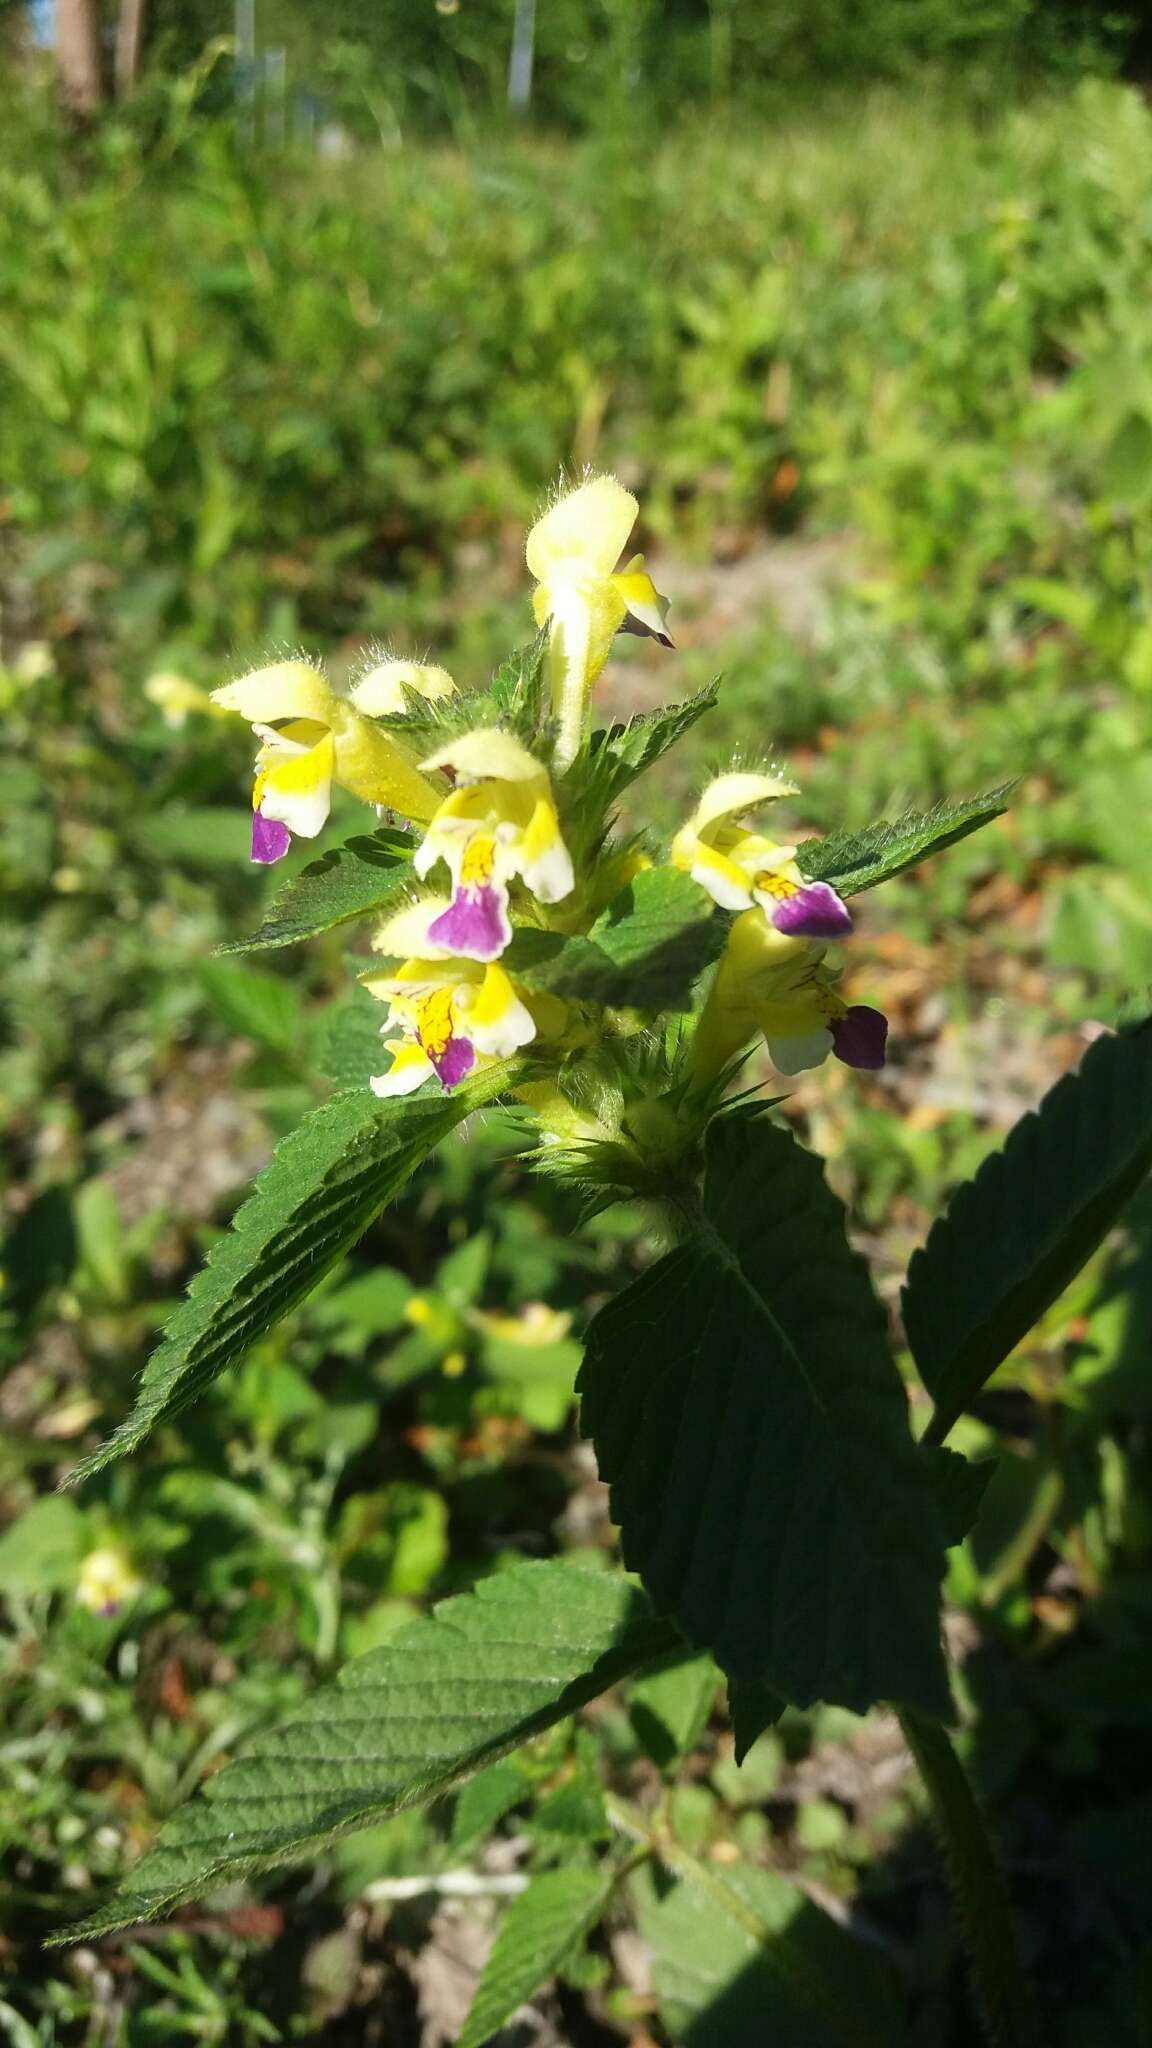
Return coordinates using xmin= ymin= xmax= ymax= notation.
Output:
xmin=53 ymin=1564 xmax=678 ymax=1941
xmin=506 ymin=867 xmax=723 ymax=1011
xmin=798 ymin=785 xmax=1014 ymax=899
xmin=459 ymin=1866 xmax=616 ymax=2048
xmin=217 ymin=827 xmax=414 ymax=955
xmin=68 ymin=1070 xmax=516 ymax=1481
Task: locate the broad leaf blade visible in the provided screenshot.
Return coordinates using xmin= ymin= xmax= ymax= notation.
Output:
xmin=630 ymin=1651 xmax=719 ymax=1766
xmin=904 ymin=1021 xmax=1152 ymax=1446
xmin=68 ymin=1073 xmax=511 ymax=1482
xmin=459 ymin=1867 xmax=616 ymax=2048
xmin=54 ymin=1564 xmax=677 ymax=1941
xmin=797 ymin=784 xmax=1014 ymax=899
xmin=922 ymin=1446 xmax=996 ymax=1545
xmin=639 ymin=1860 xmax=909 ymax=2048
xmin=579 ymin=1108 xmax=950 ymax=1715
xmin=505 ymin=868 xmax=723 ymax=1011
xmin=217 ymin=827 xmax=414 ymax=955
xmin=727 ymin=1677 xmax=786 ymax=1765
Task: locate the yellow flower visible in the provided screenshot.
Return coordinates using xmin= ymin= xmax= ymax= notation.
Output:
xmin=348 ymin=658 xmax=457 ymax=717
xmin=144 ymin=672 xmax=229 ymax=728
xmin=77 ymin=1544 xmax=144 ymax=1618
xmin=672 ymin=771 xmax=852 ymax=940
xmin=362 ymin=952 xmax=551 ymax=1096
xmin=471 ymin=1302 xmax=572 ymax=1345
xmin=412 ymin=728 xmax=574 ymax=962
xmin=211 ymin=659 xmax=443 ymax=865
xmin=693 ymin=910 xmax=888 ymax=1081
xmin=527 ymin=474 xmax=672 ymax=768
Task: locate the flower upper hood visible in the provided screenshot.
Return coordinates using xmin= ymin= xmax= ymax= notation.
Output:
xmin=411 ymin=727 xmax=575 ymax=962
xmin=673 ymin=770 xmax=854 ymax=941
xmin=527 ymin=475 xmax=672 ymax=765
xmin=211 ymin=659 xmax=443 ymax=864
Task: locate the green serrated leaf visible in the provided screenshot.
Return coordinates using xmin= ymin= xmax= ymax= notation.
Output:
xmin=589 ymin=682 xmax=720 ymax=801
xmin=727 ymin=1677 xmax=787 ymax=1766
xmin=216 ymin=828 xmax=414 ymax=955
xmin=68 ymin=1071 xmax=515 ymax=1483
xmin=459 ymin=1866 xmax=615 ymax=2048
xmin=53 ymin=1563 xmax=678 ymax=1941
xmin=200 ymin=959 xmax=303 ymax=1051
xmin=505 ymin=867 xmax=723 ymax=1011
xmin=489 ymin=631 xmax=549 ymax=726
xmin=451 ymin=1760 xmax=529 ymax=1852
xmin=579 ymin=1107 xmax=950 ymax=1715
xmin=638 ymin=1858 xmax=908 ymax=2048
xmin=630 ymin=1651 xmax=719 ymax=1767
xmin=922 ymin=1446 xmax=996 ymax=1547
xmin=797 ymin=784 xmax=1015 ymax=899
xmin=906 ymin=1021 xmax=1152 ymax=1447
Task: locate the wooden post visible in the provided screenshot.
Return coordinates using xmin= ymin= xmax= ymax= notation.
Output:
xmin=115 ymin=0 xmax=147 ymax=96
xmin=56 ymin=0 xmax=104 ymax=111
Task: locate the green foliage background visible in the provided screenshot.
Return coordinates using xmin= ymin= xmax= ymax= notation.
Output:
xmin=3 ymin=14 xmax=1152 ymax=2043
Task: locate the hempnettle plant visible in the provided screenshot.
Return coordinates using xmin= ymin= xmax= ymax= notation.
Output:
xmin=57 ymin=477 xmax=1152 ymax=2047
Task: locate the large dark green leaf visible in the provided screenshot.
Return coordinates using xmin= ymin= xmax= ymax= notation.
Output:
xmin=505 ymin=867 xmax=723 ymax=1011
xmin=68 ymin=1071 xmax=513 ymax=1481
xmin=53 ymin=1564 xmax=676 ymax=1941
xmin=217 ymin=827 xmax=414 ymax=955
xmin=797 ymin=785 xmax=1014 ymax=899
xmin=904 ymin=1020 xmax=1152 ymax=1446
xmin=579 ymin=1107 xmax=950 ymax=1715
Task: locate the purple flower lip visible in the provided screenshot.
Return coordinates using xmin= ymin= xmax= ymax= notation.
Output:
xmin=830 ymin=1005 xmax=888 ymax=1071
xmin=770 ymin=881 xmax=853 ymax=940
xmin=251 ymin=807 xmax=291 ymax=865
xmin=427 ymin=1034 xmax=476 ymax=1090
xmin=427 ymin=883 xmax=512 ymax=962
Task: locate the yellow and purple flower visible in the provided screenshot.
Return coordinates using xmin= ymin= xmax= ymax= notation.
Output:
xmin=527 ymin=474 xmax=672 ymax=766
xmin=673 ymin=772 xmax=853 ymax=941
xmin=76 ymin=1544 xmax=144 ymax=1619
xmin=363 ymin=953 xmax=555 ymax=1096
xmin=695 ymin=913 xmax=887 ymax=1082
xmin=413 ymin=728 xmax=574 ymax=963
xmin=211 ymin=659 xmax=444 ymax=866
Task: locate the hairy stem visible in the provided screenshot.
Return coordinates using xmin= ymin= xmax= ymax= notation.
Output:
xmin=898 ymin=1706 xmax=1040 ymax=2048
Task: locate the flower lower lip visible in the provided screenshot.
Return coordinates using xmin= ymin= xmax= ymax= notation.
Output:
xmin=426 ymin=1035 xmax=476 ymax=1089
xmin=427 ymin=885 xmax=511 ymax=961
xmin=770 ymin=881 xmax=852 ymax=939
xmin=251 ymin=808 xmax=291 ymax=864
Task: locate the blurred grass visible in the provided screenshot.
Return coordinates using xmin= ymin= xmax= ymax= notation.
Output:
xmin=5 ymin=56 xmax=1152 ymax=2046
